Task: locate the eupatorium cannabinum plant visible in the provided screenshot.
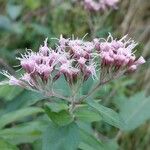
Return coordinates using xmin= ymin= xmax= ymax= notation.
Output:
xmin=0 ymin=34 xmax=146 ymax=149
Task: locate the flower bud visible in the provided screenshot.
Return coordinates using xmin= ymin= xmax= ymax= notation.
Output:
xmin=39 ymin=38 xmax=50 ymax=56
xmin=21 ymin=59 xmax=35 ymax=73
xmin=78 ymin=57 xmax=87 ymax=65
xmin=135 ymin=56 xmax=146 ymax=66
xmin=9 ymin=76 xmax=25 ymax=87
xmin=93 ymin=38 xmax=100 ymax=51
xmin=127 ymin=65 xmax=137 ymax=72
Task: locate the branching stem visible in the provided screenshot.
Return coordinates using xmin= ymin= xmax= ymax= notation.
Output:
xmin=78 ymin=78 xmax=112 ymax=102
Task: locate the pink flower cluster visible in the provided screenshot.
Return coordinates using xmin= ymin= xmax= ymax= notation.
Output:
xmin=94 ymin=34 xmax=145 ymax=77
xmin=84 ymin=0 xmax=119 ymax=12
xmin=1 ymin=34 xmax=145 ymax=92
xmin=1 ymin=36 xmax=97 ymax=90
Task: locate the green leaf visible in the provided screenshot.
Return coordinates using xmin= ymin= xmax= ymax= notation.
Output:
xmin=77 ymin=121 xmax=103 ymax=150
xmin=79 ymin=142 xmax=96 ymax=150
xmin=81 ymin=77 xmax=93 ymax=95
xmin=53 ymin=76 xmax=71 ymax=97
xmin=45 ymin=103 xmax=73 ymax=126
xmin=87 ymin=100 xmax=123 ymax=129
xmin=11 ymin=22 xmax=25 ymax=34
xmin=32 ymin=140 xmax=42 ymax=150
xmin=0 ymin=107 xmax=44 ymax=129
xmin=0 ymin=15 xmax=11 ymax=31
xmin=79 ymin=139 xmax=118 ymax=150
xmin=103 ymin=140 xmax=119 ymax=150
xmin=0 ymin=85 xmax=23 ymax=101
xmin=5 ymin=90 xmax=45 ymax=112
xmin=42 ymin=123 xmax=80 ymax=150
xmin=25 ymin=0 xmax=41 ymax=10
xmin=77 ymin=122 xmax=118 ymax=150
xmin=115 ymin=92 xmax=150 ymax=131
xmin=7 ymin=4 xmax=22 ymax=20
xmin=74 ymin=105 xmax=102 ymax=122
xmin=45 ymin=110 xmax=73 ymax=126
xmin=0 ymin=139 xmax=18 ymax=150
xmin=0 ymin=121 xmax=48 ymax=145
xmin=51 ymin=111 xmax=71 ymax=123
xmin=0 ymin=16 xmax=24 ymax=34
xmin=45 ymin=102 xmax=68 ymax=113
xmin=31 ymin=23 xmax=51 ymax=36
xmin=79 ymin=129 xmax=104 ymax=150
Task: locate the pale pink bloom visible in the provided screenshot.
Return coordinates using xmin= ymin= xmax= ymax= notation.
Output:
xmin=83 ymin=0 xmax=119 ymax=12
xmin=93 ymin=38 xmax=100 ymax=51
xmin=39 ymin=38 xmax=50 ymax=56
xmin=1 ymin=71 xmax=25 ymax=87
xmin=1 ymin=35 xmax=145 ymax=93
xmin=101 ymin=51 xmax=114 ymax=65
xmin=95 ymin=34 xmax=145 ymax=75
xmin=128 ymin=65 xmax=137 ymax=72
xmin=102 ymin=0 xmax=119 ymax=8
xmin=36 ymin=64 xmax=53 ymax=78
xmin=60 ymin=63 xmax=72 ymax=74
xmin=21 ymin=59 xmax=35 ymax=73
xmin=58 ymin=55 xmax=69 ymax=64
xmin=135 ymin=56 xmax=146 ymax=66
xmin=9 ymin=76 xmax=23 ymax=86
xmin=78 ymin=57 xmax=87 ymax=65
xmin=59 ymin=35 xmax=69 ymax=48
xmin=84 ymin=0 xmax=100 ymax=11
xmin=83 ymin=42 xmax=95 ymax=52
xmin=21 ymin=73 xmax=35 ymax=87
xmin=85 ymin=64 xmax=98 ymax=80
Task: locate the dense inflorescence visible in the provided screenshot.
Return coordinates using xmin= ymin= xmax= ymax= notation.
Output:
xmin=1 ymin=34 xmax=145 ymax=95
xmin=83 ymin=0 xmax=119 ymax=12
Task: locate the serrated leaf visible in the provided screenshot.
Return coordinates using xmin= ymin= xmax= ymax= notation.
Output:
xmin=115 ymin=92 xmax=150 ymax=131
xmin=42 ymin=123 xmax=80 ymax=150
xmin=0 ymin=107 xmax=44 ymax=129
xmin=87 ymin=100 xmax=123 ymax=129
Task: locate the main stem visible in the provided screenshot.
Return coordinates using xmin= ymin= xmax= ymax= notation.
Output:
xmin=78 ymin=78 xmax=112 ymax=103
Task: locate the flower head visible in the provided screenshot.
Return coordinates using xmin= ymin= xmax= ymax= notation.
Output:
xmin=1 ymin=34 xmax=145 ymax=97
xmin=93 ymin=34 xmax=145 ymax=81
xmin=83 ymin=0 xmax=119 ymax=12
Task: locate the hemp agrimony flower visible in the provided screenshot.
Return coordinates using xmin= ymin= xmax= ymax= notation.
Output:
xmin=1 ymin=34 xmax=145 ymax=102
xmin=94 ymin=34 xmax=145 ymax=82
xmin=83 ymin=0 xmax=119 ymax=12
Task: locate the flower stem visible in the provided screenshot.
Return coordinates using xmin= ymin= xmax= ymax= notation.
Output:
xmin=78 ymin=78 xmax=112 ymax=102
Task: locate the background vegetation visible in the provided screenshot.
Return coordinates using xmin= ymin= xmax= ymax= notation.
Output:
xmin=0 ymin=0 xmax=149 ymax=150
